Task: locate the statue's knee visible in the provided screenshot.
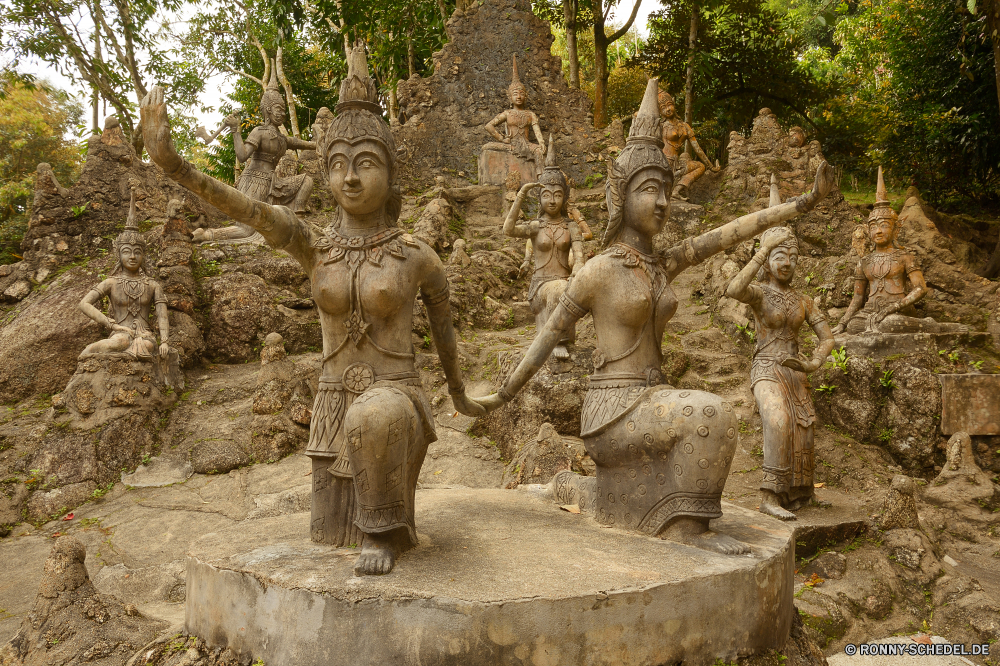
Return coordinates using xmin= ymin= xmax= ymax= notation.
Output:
xmin=344 ymin=387 xmax=416 ymax=440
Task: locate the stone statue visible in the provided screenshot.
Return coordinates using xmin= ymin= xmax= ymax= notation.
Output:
xmin=504 ymin=136 xmax=585 ymax=360
xmin=657 ymin=88 xmax=719 ymax=201
xmin=78 ymin=188 xmax=170 ymax=362
xmin=832 ymin=168 xmax=967 ymax=336
xmin=192 ymin=66 xmax=317 ymax=244
xmin=787 ymin=126 xmax=806 ymax=149
xmin=479 ymin=55 xmax=546 ymax=187
xmin=725 ymin=224 xmax=835 ymax=520
xmin=140 ymin=42 xmax=485 ymax=576
xmin=477 ymin=79 xmax=836 ymax=555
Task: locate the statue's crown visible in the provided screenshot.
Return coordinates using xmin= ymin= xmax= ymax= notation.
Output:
xmin=337 ymin=41 xmax=381 ymax=114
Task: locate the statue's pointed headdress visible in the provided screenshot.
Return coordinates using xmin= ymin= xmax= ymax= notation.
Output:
xmin=538 ymin=134 xmax=569 ymax=209
xmin=111 ymin=185 xmax=149 ymax=275
xmin=260 ymin=59 xmax=285 ymax=119
xmin=867 ymin=165 xmax=898 ymax=229
xmin=319 ymin=41 xmax=401 ymax=226
xmin=604 ymin=78 xmax=673 ymax=247
xmin=508 ymin=54 xmax=527 ymax=98
xmin=769 ymin=173 xmax=781 ymax=207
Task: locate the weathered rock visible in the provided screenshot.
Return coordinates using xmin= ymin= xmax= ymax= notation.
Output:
xmin=0 ymin=536 xmax=165 ymax=665
xmin=500 ymin=422 xmax=593 ymax=489
xmin=412 ymin=197 xmax=454 ymax=251
xmin=875 ymin=475 xmax=920 ymax=531
xmin=922 ymin=431 xmax=1000 ymax=521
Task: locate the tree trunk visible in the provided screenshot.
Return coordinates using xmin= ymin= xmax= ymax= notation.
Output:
xmin=92 ymin=29 xmax=100 ymax=133
xmin=684 ymin=3 xmax=698 ymax=126
xmin=436 ymin=0 xmax=448 ymax=22
xmin=978 ymin=233 xmax=1000 ymax=279
xmin=389 ymin=85 xmax=399 ymax=123
xmin=564 ymin=0 xmax=580 ymax=88
xmin=276 ymin=47 xmax=301 ymax=139
xmin=985 ymin=0 xmax=1000 ymax=115
xmin=591 ymin=0 xmax=644 ymax=128
xmin=407 ymin=28 xmax=416 ymax=78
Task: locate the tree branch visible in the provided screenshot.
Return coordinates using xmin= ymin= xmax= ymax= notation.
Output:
xmin=607 ymin=0 xmax=643 ymax=43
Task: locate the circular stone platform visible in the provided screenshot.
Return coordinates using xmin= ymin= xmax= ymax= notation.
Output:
xmin=185 ymin=488 xmax=794 ymax=666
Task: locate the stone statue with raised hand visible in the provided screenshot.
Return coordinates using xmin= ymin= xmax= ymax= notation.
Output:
xmin=480 ymin=55 xmax=546 ymax=185
xmin=141 ymin=41 xmax=484 ymax=577
xmin=477 ymin=79 xmax=836 ymax=555
xmin=192 ymin=65 xmax=316 ymax=244
xmin=725 ymin=222 xmax=835 ymax=520
xmin=78 ymin=187 xmax=170 ymax=362
xmin=658 ymin=88 xmax=720 ymax=201
xmin=504 ymin=136 xmax=585 ymax=361
xmin=832 ymin=167 xmax=967 ymax=336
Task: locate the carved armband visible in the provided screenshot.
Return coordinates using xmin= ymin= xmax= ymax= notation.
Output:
xmin=558 ymin=292 xmax=586 ymax=319
xmin=422 ymin=284 xmax=450 ymax=307
xmin=447 ymin=383 xmax=465 ymax=397
xmin=498 ymin=385 xmax=515 ymax=403
xmin=682 ymin=238 xmax=698 ymax=265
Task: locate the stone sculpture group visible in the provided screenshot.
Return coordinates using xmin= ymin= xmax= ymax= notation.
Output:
xmin=59 ymin=37 xmax=964 ymax=581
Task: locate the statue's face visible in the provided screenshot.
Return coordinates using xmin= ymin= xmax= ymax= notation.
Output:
xmin=789 ymin=129 xmax=805 ymax=148
xmin=540 ymin=186 xmax=565 ymax=217
xmin=510 ymin=87 xmax=526 ymax=107
xmin=326 ymin=139 xmax=391 ymax=216
xmin=768 ymin=246 xmax=798 ymax=285
xmin=269 ymin=104 xmax=287 ymax=126
xmin=118 ymin=243 xmax=144 ymax=272
xmin=870 ymin=218 xmax=896 ymax=246
xmin=623 ymin=166 xmax=671 ymax=237
xmin=659 ymin=97 xmax=675 ymax=118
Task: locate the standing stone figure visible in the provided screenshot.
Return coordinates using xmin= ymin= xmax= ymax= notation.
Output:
xmin=725 ymin=225 xmax=835 ymax=520
xmin=192 ymin=67 xmax=317 ymax=244
xmin=504 ymin=136 xmax=585 ymax=360
xmin=78 ymin=189 xmax=170 ymax=362
xmin=479 ymin=55 xmax=546 ymax=186
xmin=657 ymin=88 xmax=719 ymax=201
xmin=832 ymin=168 xmax=967 ymax=336
xmin=478 ymin=79 xmax=836 ymax=555
xmin=140 ymin=42 xmax=485 ymax=576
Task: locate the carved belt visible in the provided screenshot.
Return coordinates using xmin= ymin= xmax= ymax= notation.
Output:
xmin=587 ymin=367 xmax=664 ymax=389
xmin=319 ymin=365 xmax=420 ymax=395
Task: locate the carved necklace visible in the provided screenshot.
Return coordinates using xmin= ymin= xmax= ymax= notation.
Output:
xmin=312 ymin=226 xmax=417 ymax=349
xmin=868 ymin=249 xmax=898 ymax=280
xmin=116 ymin=274 xmax=147 ymax=318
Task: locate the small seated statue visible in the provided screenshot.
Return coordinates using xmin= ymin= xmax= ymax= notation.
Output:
xmin=479 ymin=55 xmax=546 ymax=186
xmin=193 ymin=68 xmax=316 ymax=244
xmin=657 ymin=89 xmax=719 ymax=201
xmin=832 ymin=168 xmax=967 ymax=336
xmin=725 ymin=224 xmax=835 ymax=520
xmin=478 ymin=79 xmax=836 ymax=555
xmin=505 ymin=137 xmax=585 ymax=361
xmin=79 ymin=189 xmax=170 ymax=362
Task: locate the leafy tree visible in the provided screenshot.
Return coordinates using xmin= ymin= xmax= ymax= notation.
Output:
xmin=592 ymin=0 xmax=645 ymax=127
xmin=0 ymin=76 xmax=81 ymax=264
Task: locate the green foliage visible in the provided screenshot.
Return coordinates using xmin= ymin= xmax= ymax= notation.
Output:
xmin=878 ymin=369 xmax=896 ymax=389
xmin=831 ymin=346 xmax=849 ymax=373
xmin=816 ymin=384 xmax=837 ymax=393
xmin=71 ymin=203 xmax=88 ymax=218
xmin=0 ymin=76 xmax=81 ymax=265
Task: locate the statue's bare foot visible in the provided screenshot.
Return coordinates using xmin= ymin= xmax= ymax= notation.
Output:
xmin=552 ymin=345 xmax=570 ymax=360
xmin=759 ymin=490 xmax=797 ymax=521
xmin=660 ymin=517 xmax=751 ymax=556
xmin=353 ymin=534 xmax=397 ymax=576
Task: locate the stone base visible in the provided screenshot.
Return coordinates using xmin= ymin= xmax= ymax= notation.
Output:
xmin=839 ymin=330 xmax=992 ymax=359
xmin=55 ymin=351 xmax=183 ymax=427
xmin=478 ymin=146 xmax=539 ymax=187
xmin=185 ymin=488 xmax=794 ymax=666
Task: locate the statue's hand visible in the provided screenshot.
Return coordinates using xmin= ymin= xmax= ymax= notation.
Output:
xmin=139 ymin=86 xmax=179 ymax=170
xmin=831 ymin=322 xmax=846 ymax=335
xmin=761 ymin=225 xmax=795 ymax=250
xmin=159 ymin=342 xmax=170 ymax=358
xmin=475 ymin=393 xmax=507 ymax=414
xmin=781 ymin=356 xmax=821 ymax=373
xmin=451 ymin=389 xmax=487 ymax=418
xmin=518 ymin=182 xmax=541 ymax=197
xmin=224 ymin=114 xmax=240 ymax=130
xmin=518 ymin=261 xmax=531 ymax=279
xmin=797 ymin=161 xmax=836 ymax=211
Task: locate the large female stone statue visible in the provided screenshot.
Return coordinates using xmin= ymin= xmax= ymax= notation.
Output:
xmin=725 ymin=225 xmax=835 ymax=520
xmin=78 ymin=189 xmax=170 ymax=362
xmin=832 ymin=168 xmax=967 ymax=335
xmin=192 ymin=68 xmax=316 ymax=244
xmin=140 ymin=43 xmax=484 ymax=576
xmin=504 ymin=137 xmax=584 ymax=360
xmin=481 ymin=55 xmax=546 ymax=182
xmin=658 ymin=88 xmax=719 ymax=201
xmin=478 ymin=80 xmax=835 ymax=555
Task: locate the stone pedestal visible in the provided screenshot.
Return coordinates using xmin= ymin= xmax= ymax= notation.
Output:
xmin=478 ymin=146 xmax=539 ymax=187
xmin=840 ymin=330 xmax=992 ymax=360
xmin=938 ymin=374 xmax=1000 ymax=435
xmin=55 ymin=351 xmax=183 ymax=428
xmin=185 ymin=488 xmax=794 ymax=666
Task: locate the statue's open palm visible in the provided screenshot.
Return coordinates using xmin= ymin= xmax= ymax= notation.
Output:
xmin=139 ymin=86 xmax=180 ymax=170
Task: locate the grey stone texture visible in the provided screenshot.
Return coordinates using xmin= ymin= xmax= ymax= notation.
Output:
xmin=185 ymin=489 xmax=794 ymax=666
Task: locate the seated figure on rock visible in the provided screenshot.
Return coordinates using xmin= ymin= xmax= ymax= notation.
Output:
xmin=480 ymin=55 xmax=546 ymax=187
xmin=832 ymin=168 xmax=967 ymax=336
xmin=478 ymin=79 xmax=836 ymax=555
xmin=78 ymin=188 xmax=171 ymax=363
xmin=658 ymin=88 xmax=719 ymax=201
xmin=725 ymin=222 xmax=835 ymax=520
xmin=504 ymin=137 xmax=585 ymax=361
xmin=193 ymin=68 xmax=316 ymax=244
xmin=140 ymin=42 xmax=484 ymax=576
